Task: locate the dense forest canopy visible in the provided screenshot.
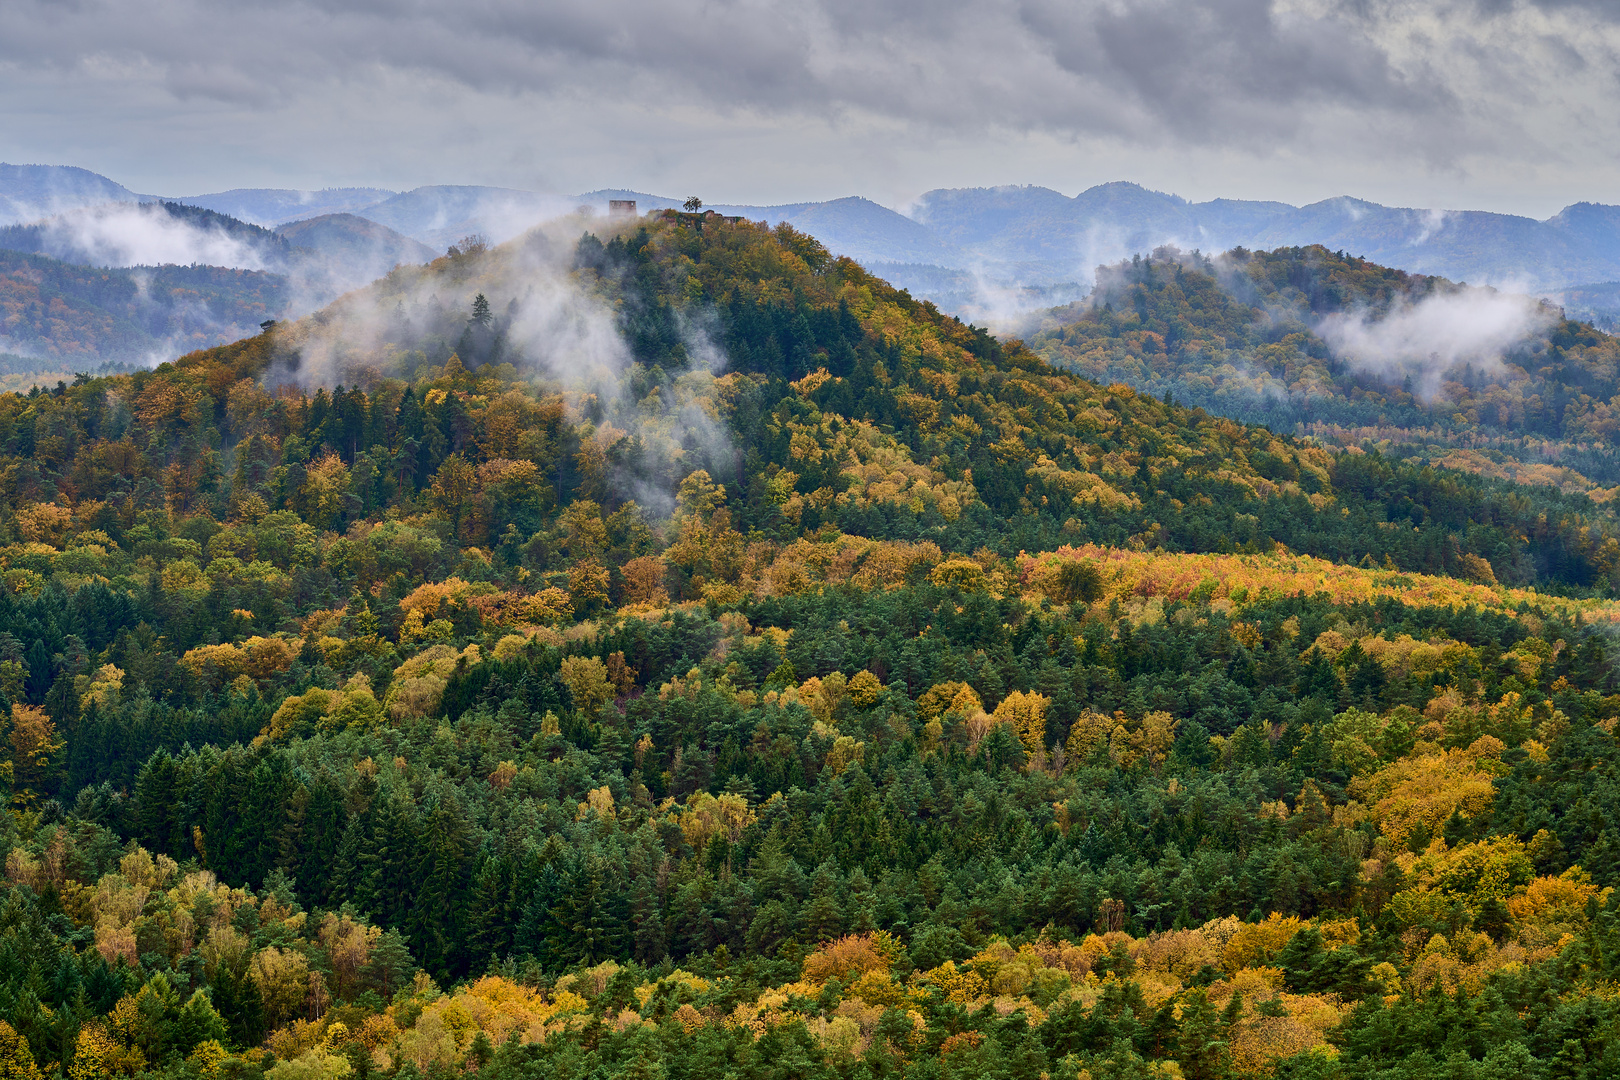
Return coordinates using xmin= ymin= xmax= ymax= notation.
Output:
xmin=2 ymin=212 xmax=1620 ymax=1080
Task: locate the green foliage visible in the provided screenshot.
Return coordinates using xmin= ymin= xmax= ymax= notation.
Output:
xmin=0 ymin=214 xmax=1616 ymax=1079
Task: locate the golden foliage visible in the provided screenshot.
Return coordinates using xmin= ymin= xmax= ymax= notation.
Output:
xmin=1508 ymin=868 xmax=1607 ymax=937
xmin=259 ymin=675 xmax=384 ymax=743
xmin=993 ymin=690 xmax=1051 ymax=753
xmin=557 ymin=655 xmax=614 ymax=714
xmin=377 ymin=976 xmax=589 ymax=1071
xmin=797 ymin=672 xmax=847 ymax=724
xmin=251 ymin=946 xmax=314 ymax=1028
xmin=180 ymin=635 xmax=298 ymax=691
xmin=1222 ymin=914 xmax=1304 ymax=973
xmin=15 ymin=502 xmax=71 ymax=546
xmin=384 ymin=644 xmax=480 ymax=721
xmin=1388 ymin=837 xmax=1536 ymax=937
xmin=803 ymin=932 xmax=903 ymax=985
xmin=916 ymin=681 xmax=982 ymax=722
xmin=620 ymin=555 xmax=669 ymax=605
xmin=846 ymin=669 xmax=883 ymax=708
xmin=8 ymin=703 xmax=60 ymax=807
xmin=919 ymin=961 xmax=988 ymax=1006
xmin=1064 ymin=709 xmax=1178 ymax=769
xmin=1022 ymin=544 xmax=1620 ymax=626
xmin=929 ymin=558 xmax=987 ymax=591
xmin=0 ymin=1021 xmax=41 ymax=1080
xmin=1350 ymin=739 xmax=1504 ymax=848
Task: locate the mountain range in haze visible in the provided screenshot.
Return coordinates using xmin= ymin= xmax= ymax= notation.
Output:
xmin=9 ymin=164 xmax=1620 ymax=287
xmin=9 ymin=162 xmax=1620 ymax=356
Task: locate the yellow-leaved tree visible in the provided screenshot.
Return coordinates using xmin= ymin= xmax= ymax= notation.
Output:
xmin=558 ymin=656 xmax=615 ymax=716
xmin=993 ymin=691 xmax=1051 ymax=754
xmin=8 ymin=704 xmax=60 ymax=808
xmin=0 ymin=1021 xmax=41 ymax=1080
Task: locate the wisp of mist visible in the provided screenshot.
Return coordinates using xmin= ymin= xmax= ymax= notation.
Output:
xmin=1316 ymin=288 xmax=1555 ymax=398
xmin=284 ymin=215 xmax=735 ymax=515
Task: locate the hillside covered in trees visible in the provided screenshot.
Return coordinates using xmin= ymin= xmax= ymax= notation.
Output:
xmin=1027 ymin=246 xmax=1620 ymax=496
xmin=0 ymin=251 xmax=289 ymax=365
xmin=2 ymin=213 xmax=1620 ymax=1080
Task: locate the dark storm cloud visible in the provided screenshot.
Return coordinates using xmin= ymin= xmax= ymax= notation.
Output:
xmin=1 ymin=0 xmax=1617 ymax=199
xmin=0 ymin=2 xmax=1511 ymax=131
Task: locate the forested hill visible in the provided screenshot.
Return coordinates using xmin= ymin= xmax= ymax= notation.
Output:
xmin=0 ymin=250 xmax=289 ymax=363
xmin=3 ymin=213 xmax=1620 ymax=1080
xmin=1027 ymin=245 xmax=1620 ymax=493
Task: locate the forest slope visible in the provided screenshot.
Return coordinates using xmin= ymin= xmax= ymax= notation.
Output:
xmin=0 ymin=250 xmax=289 ymax=362
xmin=0 ymin=213 xmax=1618 ymax=1080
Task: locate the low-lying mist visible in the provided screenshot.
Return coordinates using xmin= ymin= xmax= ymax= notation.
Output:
xmin=1316 ymin=287 xmax=1556 ymax=397
xmin=2 ymin=202 xmax=279 ymax=270
xmin=0 ymin=201 xmax=462 ymax=369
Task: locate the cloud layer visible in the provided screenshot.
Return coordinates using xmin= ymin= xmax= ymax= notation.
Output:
xmin=2 ymin=1 xmax=1619 ymax=211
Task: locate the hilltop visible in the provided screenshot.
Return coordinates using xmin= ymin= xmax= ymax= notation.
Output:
xmin=1024 ymin=245 xmax=1620 ymax=491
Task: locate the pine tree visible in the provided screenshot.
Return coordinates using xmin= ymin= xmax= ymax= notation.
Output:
xmin=631 ymin=874 xmax=667 ymax=964
xmin=364 ymin=929 xmax=416 ymax=998
xmin=1177 ymin=988 xmax=1231 ymax=1080
xmin=803 ymin=860 xmax=844 ymax=942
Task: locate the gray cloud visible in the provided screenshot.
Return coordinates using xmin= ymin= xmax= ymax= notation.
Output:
xmin=1 ymin=0 xmax=1618 ymax=212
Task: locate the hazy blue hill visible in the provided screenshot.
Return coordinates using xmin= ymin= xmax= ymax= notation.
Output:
xmin=354 ymin=185 xmax=573 ymax=248
xmin=1244 ymin=199 xmax=1618 ymax=286
xmin=176 ymin=186 xmax=397 ymax=226
xmin=273 ymin=213 xmax=439 ymax=300
xmin=0 ymin=162 xmax=153 ymax=224
xmin=736 ymin=195 xmax=958 ymax=265
xmin=25 ymin=161 xmax=1620 ymax=316
xmin=1549 ymin=202 xmax=1620 ymax=265
xmin=902 ymin=184 xmax=1620 ymax=295
xmin=1066 ymin=180 xmax=1189 ymax=223
xmin=0 ymin=206 xmax=437 ymax=362
xmin=275 ymin=213 xmax=436 ymax=269
xmin=573 ymin=188 xmax=685 ymax=212
xmin=910 ymin=184 xmax=1081 ymax=247
xmin=1383 ymin=209 xmax=1618 ymax=286
xmin=580 ymin=191 xmax=961 ymax=266
xmin=1185 ymin=196 xmax=1297 ymax=246
xmin=913 ymin=183 xmax=1291 ymax=276
xmin=866 ymin=260 xmax=1085 ymax=322
xmin=1550 ymin=280 xmax=1620 ymax=330
xmin=0 ymin=201 xmax=296 ymax=270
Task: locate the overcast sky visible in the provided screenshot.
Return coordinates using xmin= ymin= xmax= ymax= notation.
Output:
xmin=2 ymin=0 xmax=1617 ymax=217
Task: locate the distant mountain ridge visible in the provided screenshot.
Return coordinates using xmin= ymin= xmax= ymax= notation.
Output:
xmin=0 ymin=250 xmax=289 ymax=363
xmin=0 ymin=163 xmax=156 ymax=224
xmin=177 ymin=187 xmax=398 ymax=226
xmin=12 ymin=162 xmax=1620 ymax=315
xmin=910 ymin=183 xmax=1620 ymax=291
